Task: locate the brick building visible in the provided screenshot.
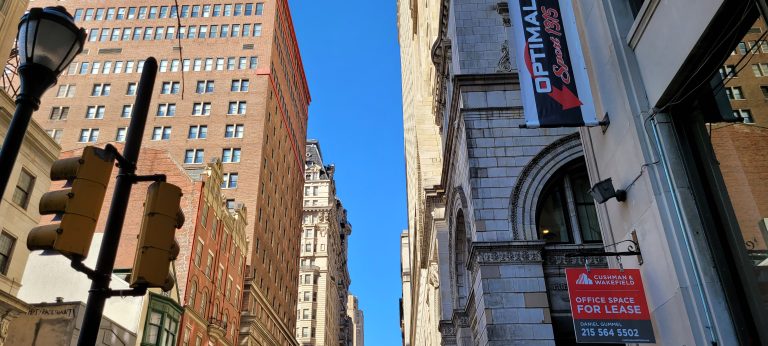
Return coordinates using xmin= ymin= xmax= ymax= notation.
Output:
xmin=25 ymin=1 xmax=310 ymax=345
xmin=179 ymin=160 xmax=248 ymax=346
xmin=21 ymin=146 xmax=248 ymax=345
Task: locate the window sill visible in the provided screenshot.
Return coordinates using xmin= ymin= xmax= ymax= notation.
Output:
xmin=626 ymin=0 xmax=661 ymax=50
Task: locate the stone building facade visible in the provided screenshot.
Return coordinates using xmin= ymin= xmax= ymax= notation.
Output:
xmin=0 ymin=0 xmax=60 ymax=343
xmin=0 ymin=99 xmax=59 ymax=346
xmin=22 ymin=1 xmax=311 ymax=344
xmin=346 ymin=294 xmax=364 ymax=346
xmin=399 ymin=0 xmax=768 ymax=345
xmin=396 ymin=0 xmax=628 ymax=344
xmin=295 ymin=140 xmax=354 ymax=346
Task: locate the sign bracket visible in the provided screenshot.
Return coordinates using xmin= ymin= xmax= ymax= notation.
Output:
xmin=565 ymin=239 xmax=643 ymax=264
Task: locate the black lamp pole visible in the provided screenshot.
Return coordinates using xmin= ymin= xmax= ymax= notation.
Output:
xmin=0 ymin=7 xmax=84 ymax=198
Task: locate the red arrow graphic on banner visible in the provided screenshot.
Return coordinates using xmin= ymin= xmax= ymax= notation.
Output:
xmin=524 ymin=43 xmax=583 ymax=110
xmin=550 ymin=85 xmax=582 ymax=110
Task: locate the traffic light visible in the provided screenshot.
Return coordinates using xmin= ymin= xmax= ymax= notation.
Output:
xmin=130 ymin=181 xmax=184 ymax=291
xmin=28 ymin=146 xmax=115 ymax=259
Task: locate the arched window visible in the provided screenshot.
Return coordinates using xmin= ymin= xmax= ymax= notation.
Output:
xmin=200 ymin=291 xmax=208 ymax=316
xmin=187 ymin=280 xmax=197 ymax=308
xmin=454 ymin=210 xmax=470 ymax=307
xmin=536 ymin=159 xmax=601 ymax=244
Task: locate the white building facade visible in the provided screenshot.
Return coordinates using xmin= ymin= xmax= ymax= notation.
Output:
xmin=296 ymin=140 xmax=355 ymax=346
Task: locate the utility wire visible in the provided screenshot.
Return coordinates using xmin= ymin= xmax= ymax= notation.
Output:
xmin=173 ymin=0 xmax=185 ymax=100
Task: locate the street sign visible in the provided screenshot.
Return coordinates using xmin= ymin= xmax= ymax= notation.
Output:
xmin=565 ymin=268 xmax=656 ymax=343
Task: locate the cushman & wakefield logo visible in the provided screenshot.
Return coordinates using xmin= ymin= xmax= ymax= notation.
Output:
xmin=576 ymin=273 xmax=594 ymax=285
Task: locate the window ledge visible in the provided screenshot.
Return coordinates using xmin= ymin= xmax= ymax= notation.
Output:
xmin=626 ymin=0 xmax=661 ymax=50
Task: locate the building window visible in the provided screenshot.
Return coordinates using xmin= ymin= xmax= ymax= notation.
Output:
xmin=221 ymin=148 xmax=241 ymax=163
xmin=115 ymin=127 xmax=127 ymax=142
xmin=725 ymin=86 xmax=745 ymax=100
xmin=222 ymin=173 xmax=238 ymax=189
xmin=254 ymin=24 xmax=262 ymax=36
xmin=152 ymin=126 xmax=172 ymax=141
xmin=78 ymin=128 xmax=100 ymax=143
xmin=224 ymin=124 xmax=244 ymax=138
xmin=226 ymin=199 xmax=235 ymax=210
xmin=143 ymin=310 xmax=178 ymax=346
xmin=733 ymin=109 xmax=755 ymax=124
xmin=188 ymin=125 xmax=208 ymax=139
xmin=195 ymin=80 xmax=214 ymax=93
xmin=184 ymin=149 xmax=204 ymax=164
xmin=122 ymin=105 xmax=133 ymax=118
xmin=157 ymin=103 xmax=177 ymax=117
xmin=227 ymin=101 xmax=247 ymax=115
xmin=85 ymin=106 xmax=106 ymax=119
xmin=160 ymin=81 xmax=181 ymax=94
xmin=205 ymin=253 xmax=213 ymax=277
xmin=46 ymin=129 xmax=64 ymax=143
xmin=126 ymin=82 xmax=137 ymax=95
xmin=12 ymin=169 xmax=35 ymax=210
xmin=56 ymin=84 xmax=76 ymax=98
xmin=49 ymin=106 xmax=69 ymax=120
xmin=187 ymin=280 xmax=197 ymax=309
xmin=91 ymin=83 xmax=111 ymax=96
xmin=200 ymin=292 xmax=208 ymax=316
xmin=230 ymin=79 xmax=249 ymax=92
xmin=194 ymin=240 xmax=202 ymax=267
xmin=719 ymin=65 xmax=737 ymax=79
xmin=752 ymin=63 xmax=768 ymax=77
xmin=0 ymin=231 xmax=16 ymax=275
xmin=736 ymin=41 xmax=748 ymax=55
xmin=537 ymin=159 xmax=601 ymax=244
xmin=255 ymin=3 xmax=264 ymax=15
xmin=192 ymin=102 xmax=212 ymax=116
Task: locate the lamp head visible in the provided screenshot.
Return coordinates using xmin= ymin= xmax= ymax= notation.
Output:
xmin=589 ymin=178 xmax=627 ymax=204
xmin=16 ymin=7 xmax=85 ymax=100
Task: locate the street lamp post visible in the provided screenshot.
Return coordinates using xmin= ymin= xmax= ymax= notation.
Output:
xmin=0 ymin=7 xmax=85 ymax=198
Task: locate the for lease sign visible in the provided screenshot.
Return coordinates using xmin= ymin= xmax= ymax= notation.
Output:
xmin=565 ymin=268 xmax=656 ymax=343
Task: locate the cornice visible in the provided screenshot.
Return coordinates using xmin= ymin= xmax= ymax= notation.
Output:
xmin=467 ymin=241 xmax=546 ymax=269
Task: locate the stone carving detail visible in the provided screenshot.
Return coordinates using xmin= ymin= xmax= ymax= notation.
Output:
xmin=476 ymin=248 xmax=542 ymax=264
xmin=429 ymin=262 xmax=440 ymax=288
xmin=496 ymin=2 xmax=511 ymax=27
xmin=452 ymin=311 xmax=470 ymax=328
xmin=439 ymin=320 xmax=457 ymax=336
xmin=497 ymin=40 xmax=513 ymax=73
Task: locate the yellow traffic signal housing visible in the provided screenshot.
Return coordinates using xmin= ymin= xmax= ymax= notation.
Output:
xmin=28 ymin=146 xmax=114 ymax=259
xmin=130 ymin=181 xmax=184 ymax=292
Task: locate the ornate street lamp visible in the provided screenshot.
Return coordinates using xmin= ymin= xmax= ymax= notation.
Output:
xmin=0 ymin=7 xmax=85 ymax=197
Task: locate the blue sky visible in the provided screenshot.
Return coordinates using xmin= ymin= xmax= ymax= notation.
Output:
xmin=290 ymin=1 xmax=406 ymax=345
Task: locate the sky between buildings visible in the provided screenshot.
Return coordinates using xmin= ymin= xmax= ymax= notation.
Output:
xmin=290 ymin=1 xmax=407 ymax=345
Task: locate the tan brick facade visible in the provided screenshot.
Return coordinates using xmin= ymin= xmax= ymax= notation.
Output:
xmin=26 ymin=0 xmax=309 ymax=344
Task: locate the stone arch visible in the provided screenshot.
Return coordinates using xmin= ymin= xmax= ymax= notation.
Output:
xmin=447 ymin=187 xmax=471 ymax=309
xmin=509 ymin=133 xmax=584 ymax=240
